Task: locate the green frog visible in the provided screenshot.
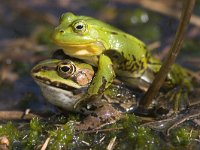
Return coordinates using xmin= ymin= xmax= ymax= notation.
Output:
xmin=51 ymin=13 xmax=192 ymax=109
xmin=31 ymin=58 xmax=137 ymax=130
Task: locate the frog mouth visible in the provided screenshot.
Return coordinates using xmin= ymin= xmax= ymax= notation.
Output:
xmin=55 ymin=41 xmax=95 ymax=46
xmin=52 ymin=36 xmax=97 ymax=47
xmin=54 ymin=41 xmax=105 ymax=56
xmin=33 ymin=76 xmax=81 ymax=91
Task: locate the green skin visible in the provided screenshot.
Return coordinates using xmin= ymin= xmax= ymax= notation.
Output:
xmin=52 ymin=12 xmax=192 ymax=107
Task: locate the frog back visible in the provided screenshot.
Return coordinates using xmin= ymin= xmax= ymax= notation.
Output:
xmin=92 ymin=26 xmax=149 ymax=78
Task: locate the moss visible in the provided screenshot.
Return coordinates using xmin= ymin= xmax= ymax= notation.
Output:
xmin=134 ymin=127 xmax=158 ymax=150
xmin=0 ymin=114 xmax=199 ymax=149
xmin=115 ymin=115 xmax=160 ymax=150
xmin=170 ymin=128 xmax=194 ymax=147
xmin=48 ymin=121 xmax=75 ymax=149
xmin=120 ymin=114 xmax=138 ymax=128
xmin=22 ymin=117 xmax=44 ymax=149
xmin=0 ymin=122 xmax=21 ymax=147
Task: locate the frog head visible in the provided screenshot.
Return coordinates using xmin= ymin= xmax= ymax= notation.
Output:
xmin=31 ymin=59 xmax=94 ymax=111
xmin=51 ymin=12 xmax=115 ymax=57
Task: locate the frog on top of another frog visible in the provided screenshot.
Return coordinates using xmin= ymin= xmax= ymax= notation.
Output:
xmin=51 ymin=12 xmax=193 ymax=110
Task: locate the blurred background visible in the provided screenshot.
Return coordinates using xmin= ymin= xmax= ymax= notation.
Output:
xmin=0 ymin=0 xmax=200 ymax=114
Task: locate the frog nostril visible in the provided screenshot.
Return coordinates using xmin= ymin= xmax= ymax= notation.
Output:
xmin=59 ymin=30 xmax=65 ymax=34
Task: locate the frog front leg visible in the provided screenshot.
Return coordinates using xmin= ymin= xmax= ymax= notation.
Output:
xmin=74 ymin=54 xmax=115 ymax=108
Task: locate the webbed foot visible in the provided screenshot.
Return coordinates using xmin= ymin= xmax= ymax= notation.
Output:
xmin=166 ymin=87 xmax=190 ymax=112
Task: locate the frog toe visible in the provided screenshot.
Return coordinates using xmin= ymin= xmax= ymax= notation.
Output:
xmin=168 ymin=88 xmax=190 ymax=112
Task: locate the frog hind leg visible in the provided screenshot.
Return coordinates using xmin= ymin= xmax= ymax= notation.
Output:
xmin=166 ymin=86 xmax=190 ymax=112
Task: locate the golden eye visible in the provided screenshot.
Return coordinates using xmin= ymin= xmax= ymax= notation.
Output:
xmin=57 ymin=61 xmax=76 ymax=78
xmin=73 ymin=21 xmax=87 ymax=33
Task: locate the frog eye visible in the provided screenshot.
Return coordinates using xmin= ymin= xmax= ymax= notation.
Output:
xmin=57 ymin=61 xmax=76 ymax=78
xmin=73 ymin=21 xmax=87 ymax=33
xmin=59 ymin=12 xmax=75 ymax=23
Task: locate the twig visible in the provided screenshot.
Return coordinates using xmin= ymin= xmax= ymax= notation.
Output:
xmin=139 ymin=0 xmax=196 ymax=108
xmin=107 ymin=136 xmax=117 ymax=150
xmin=147 ymin=41 xmax=161 ymax=51
xmin=0 ymin=110 xmax=41 ymax=120
xmin=41 ymin=137 xmax=50 ymax=150
xmin=166 ymin=110 xmax=200 ymax=135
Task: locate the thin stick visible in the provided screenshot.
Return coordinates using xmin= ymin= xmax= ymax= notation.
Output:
xmin=0 ymin=110 xmax=40 ymax=120
xmin=41 ymin=137 xmax=50 ymax=150
xmin=139 ymin=0 xmax=196 ymax=108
